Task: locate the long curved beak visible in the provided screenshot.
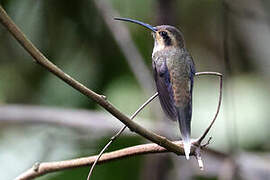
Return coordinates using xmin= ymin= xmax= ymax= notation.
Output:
xmin=114 ymin=17 xmax=157 ymax=32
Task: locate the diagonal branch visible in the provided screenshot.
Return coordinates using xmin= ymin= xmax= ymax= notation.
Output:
xmin=0 ymin=2 xmax=186 ymax=165
xmin=15 ymin=141 xmax=228 ymax=180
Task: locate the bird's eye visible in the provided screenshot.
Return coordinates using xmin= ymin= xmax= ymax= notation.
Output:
xmin=159 ymin=31 xmax=167 ymax=37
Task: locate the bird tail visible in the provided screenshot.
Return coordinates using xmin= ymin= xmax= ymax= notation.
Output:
xmin=177 ymin=106 xmax=191 ymax=160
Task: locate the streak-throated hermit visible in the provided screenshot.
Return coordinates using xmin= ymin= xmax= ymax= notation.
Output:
xmin=114 ymin=17 xmax=196 ymax=159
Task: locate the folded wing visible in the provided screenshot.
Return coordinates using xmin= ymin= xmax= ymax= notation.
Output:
xmin=153 ymin=60 xmax=177 ymax=121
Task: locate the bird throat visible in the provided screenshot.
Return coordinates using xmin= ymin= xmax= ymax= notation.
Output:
xmin=152 ymin=42 xmax=166 ymax=56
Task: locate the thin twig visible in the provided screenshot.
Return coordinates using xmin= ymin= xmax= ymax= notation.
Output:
xmin=189 ymin=71 xmax=223 ymax=170
xmin=194 ymin=72 xmax=223 ymax=144
xmin=87 ymin=92 xmax=158 ymax=180
xmin=15 ymin=140 xmax=227 ymax=180
xmin=0 ymin=2 xmax=187 ymax=171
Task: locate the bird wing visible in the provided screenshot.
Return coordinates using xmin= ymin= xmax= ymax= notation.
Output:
xmin=152 ymin=59 xmax=177 ymax=121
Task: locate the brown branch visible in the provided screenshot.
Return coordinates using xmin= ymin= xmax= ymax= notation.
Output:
xmin=0 ymin=2 xmax=186 ymax=167
xmin=15 ymin=142 xmax=181 ymax=180
xmin=15 ymin=141 xmax=227 ymax=180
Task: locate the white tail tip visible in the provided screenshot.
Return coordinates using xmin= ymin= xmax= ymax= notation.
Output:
xmin=183 ymin=141 xmax=191 ymax=160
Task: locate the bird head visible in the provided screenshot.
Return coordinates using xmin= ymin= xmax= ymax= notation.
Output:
xmin=114 ymin=17 xmax=185 ymax=53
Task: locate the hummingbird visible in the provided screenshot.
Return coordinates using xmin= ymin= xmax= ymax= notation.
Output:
xmin=114 ymin=17 xmax=196 ymax=159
